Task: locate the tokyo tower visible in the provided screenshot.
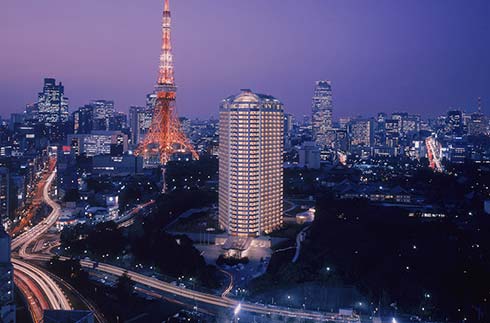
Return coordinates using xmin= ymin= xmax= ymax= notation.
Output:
xmin=136 ymin=0 xmax=198 ymax=166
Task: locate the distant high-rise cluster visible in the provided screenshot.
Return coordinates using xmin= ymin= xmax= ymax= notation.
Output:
xmin=73 ymin=100 xmax=126 ymax=135
xmin=312 ymin=80 xmax=333 ymax=147
xmin=219 ymin=89 xmax=284 ymax=237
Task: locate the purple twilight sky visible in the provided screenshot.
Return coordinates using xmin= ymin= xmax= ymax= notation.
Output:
xmin=1 ymin=0 xmax=489 ymax=120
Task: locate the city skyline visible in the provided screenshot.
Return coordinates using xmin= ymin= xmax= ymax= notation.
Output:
xmin=2 ymin=0 xmax=489 ymax=119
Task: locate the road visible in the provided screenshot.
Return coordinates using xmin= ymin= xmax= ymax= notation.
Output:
xmin=10 ymin=158 xmax=56 ymax=237
xmin=10 ymin=169 xmax=73 ymax=322
xmin=78 ymin=260 xmax=359 ymax=322
xmin=28 ymin=251 xmax=359 ymax=321
xmin=115 ymin=199 xmax=155 ymax=228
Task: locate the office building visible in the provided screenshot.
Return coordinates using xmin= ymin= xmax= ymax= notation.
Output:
xmin=129 ymin=106 xmax=153 ymax=146
xmin=349 ymin=118 xmax=374 ymax=147
xmin=284 ymin=113 xmax=293 ymax=149
xmin=391 ymin=112 xmax=420 ymax=137
xmin=384 ymin=119 xmax=401 ymax=148
xmin=111 ymin=112 xmax=127 ymax=131
xmin=67 ymin=131 xmax=128 ymax=157
xmin=92 ymin=155 xmax=144 ymax=175
xmin=468 ymin=112 xmax=487 ymax=136
xmin=34 ymin=78 xmax=70 ymax=143
xmin=91 ymin=100 xmax=115 ymax=131
xmin=36 ymin=78 xmax=69 ymax=124
xmin=298 ymin=142 xmax=321 ymax=169
xmin=146 ymin=92 xmax=157 ymax=111
xmin=446 ymin=110 xmax=464 ymax=136
xmin=468 ymin=100 xmax=487 ymax=136
xmin=73 ymin=105 xmax=94 ymax=134
xmin=312 ymin=80 xmax=333 ymax=147
xmin=219 ymin=89 xmax=284 ymax=237
xmin=325 ymin=128 xmax=349 ymax=152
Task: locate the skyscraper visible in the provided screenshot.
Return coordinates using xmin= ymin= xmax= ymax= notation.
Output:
xmin=35 ymin=78 xmax=70 ymax=143
xmin=73 ymin=105 xmax=94 ymax=134
xmin=219 ymin=89 xmax=284 ymax=237
xmin=0 ymin=227 xmax=15 ymax=323
xmin=446 ymin=110 xmax=464 ymax=136
xmin=284 ymin=113 xmax=293 ymax=149
xmin=129 ymin=106 xmax=153 ymax=146
xmin=468 ymin=98 xmax=487 ymax=136
xmin=312 ymin=80 xmax=333 ymax=147
xmin=36 ymin=78 xmax=69 ymax=124
xmin=67 ymin=131 xmax=128 ymax=157
xmin=349 ymin=118 xmax=374 ymax=147
xmin=91 ymin=100 xmax=115 ymax=131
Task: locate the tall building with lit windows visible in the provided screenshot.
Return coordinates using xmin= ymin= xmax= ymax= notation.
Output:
xmin=36 ymin=78 xmax=69 ymax=124
xmin=312 ymin=80 xmax=333 ymax=147
xmin=219 ymin=89 xmax=284 ymax=237
xmin=35 ymin=78 xmax=70 ymax=143
xmin=129 ymin=106 xmax=153 ymax=146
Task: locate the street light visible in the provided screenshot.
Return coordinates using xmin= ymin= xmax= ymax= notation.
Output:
xmin=392 ymin=318 xmax=398 ymax=323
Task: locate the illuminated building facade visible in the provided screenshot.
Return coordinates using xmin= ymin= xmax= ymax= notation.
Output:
xmin=67 ymin=131 xmax=128 ymax=157
xmin=35 ymin=78 xmax=70 ymax=143
xmin=219 ymin=89 xmax=284 ymax=237
xmin=36 ymin=78 xmax=69 ymax=124
xmin=73 ymin=105 xmax=94 ymax=134
xmin=312 ymin=80 xmax=333 ymax=147
xmin=349 ymin=118 xmax=374 ymax=147
xmin=91 ymin=100 xmax=115 ymax=131
xmin=129 ymin=106 xmax=153 ymax=145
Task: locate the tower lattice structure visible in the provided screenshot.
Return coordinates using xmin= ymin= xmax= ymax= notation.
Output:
xmin=136 ymin=0 xmax=198 ymax=165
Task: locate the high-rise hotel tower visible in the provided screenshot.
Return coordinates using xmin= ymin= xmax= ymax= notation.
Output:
xmin=219 ymin=89 xmax=284 ymax=237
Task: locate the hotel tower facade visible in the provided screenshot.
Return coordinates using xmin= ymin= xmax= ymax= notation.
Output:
xmin=219 ymin=89 xmax=284 ymax=237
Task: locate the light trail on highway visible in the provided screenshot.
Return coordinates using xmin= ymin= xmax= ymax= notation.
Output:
xmin=28 ymin=249 xmax=359 ymax=322
xmin=14 ymin=269 xmax=48 ymax=323
xmin=10 ymin=158 xmax=56 ymax=237
xmin=10 ymin=165 xmax=73 ymax=322
xmin=13 ymin=258 xmax=70 ymax=310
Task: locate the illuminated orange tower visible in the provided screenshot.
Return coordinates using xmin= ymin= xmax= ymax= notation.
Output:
xmin=136 ymin=0 xmax=198 ymax=166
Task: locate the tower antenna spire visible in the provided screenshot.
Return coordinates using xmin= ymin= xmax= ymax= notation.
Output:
xmin=136 ymin=0 xmax=198 ymax=170
xmin=158 ymin=0 xmax=174 ymax=86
